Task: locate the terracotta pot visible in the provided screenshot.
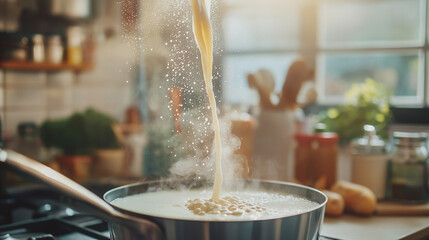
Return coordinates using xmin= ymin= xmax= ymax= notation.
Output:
xmin=93 ymin=149 xmax=125 ymax=177
xmin=56 ymin=155 xmax=92 ymax=182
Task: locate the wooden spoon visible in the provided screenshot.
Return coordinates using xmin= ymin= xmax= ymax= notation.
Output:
xmin=277 ymin=59 xmax=312 ymax=110
xmin=247 ymin=69 xmax=276 ymax=109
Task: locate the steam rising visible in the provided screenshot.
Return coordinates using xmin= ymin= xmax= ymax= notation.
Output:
xmin=170 ymin=114 xmax=247 ymax=185
xmin=134 ymin=0 xmax=236 ymax=181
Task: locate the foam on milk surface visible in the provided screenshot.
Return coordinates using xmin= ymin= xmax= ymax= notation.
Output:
xmin=111 ymin=189 xmax=319 ymax=221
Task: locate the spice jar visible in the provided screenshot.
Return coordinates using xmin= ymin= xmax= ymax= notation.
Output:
xmin=313 ymin=132 xmax=338 ymax=188
xmin=32 ymin=34 xmax=45 ymax=63
xmin=8 ymin=122 xmax=47 ymax=163
xmin=46 ymin=35 xmax=64 ymax=64
xmin=294 ymin=133 xmax=314 ymax=185
xmin=67 ymin=26 xmax=83 ymax=65
xmin=351 ymin=125 xmax=387 ymax=200
xmin=387 ymin=132 xmax=429 ymax=203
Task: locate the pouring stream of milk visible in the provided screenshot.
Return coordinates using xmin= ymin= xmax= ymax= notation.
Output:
xmin=110 ymin=1 xmax=321 ymax=220
xmin=190 ymin=0 xmax=222 ymax=200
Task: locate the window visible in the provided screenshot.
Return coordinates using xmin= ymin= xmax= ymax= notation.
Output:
xmin=221 ymin=0 xmax=429 ymax=108
xmin=318 ymin=51 xmax=424 ymax=106
xmin=317 ymin=0 xmax=426 ymax=107
xmin=221 ymin=0 xmax=303 ymax=106
xmin=223 ymin=54 xmax=298 ymax=105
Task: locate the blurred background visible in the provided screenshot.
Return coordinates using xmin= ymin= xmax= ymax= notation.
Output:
xmin=2 ymin=1 xmax=429 ymax=238
xmin=0 ymin=0 xmax=428 ymax=182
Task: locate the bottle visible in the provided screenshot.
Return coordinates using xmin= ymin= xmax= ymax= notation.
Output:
xmin=32 ymin=34 xmax=45 ymax=63
xmin=351 ymin=125 xmax=387 ymax=200
xmin=46 ymin=35 xmax=64 ymax=64
xmin=387 ymin=132 xmax=429 ymax=203
xmin=67 ymin=26 xmax=83 ymax=65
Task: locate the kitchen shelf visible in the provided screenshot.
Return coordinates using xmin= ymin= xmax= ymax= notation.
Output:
xmin=0 ymin=61 xmax=94 ymax=72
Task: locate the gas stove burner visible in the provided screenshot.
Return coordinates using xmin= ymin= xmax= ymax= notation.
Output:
xmin=0 ymin=183 xmax=337 ymax=240
xmin=25 ymin=235 xmax=56 ymax=240
xmin=34 ymin=204 xmax=75 ymax=219
xmin=0 ymin=215 xmax=110 ymax=240
xmin=0 ymin=233 xmax=56 ymax=240
xmin=0 ymin=234 xmax=15 ymax=240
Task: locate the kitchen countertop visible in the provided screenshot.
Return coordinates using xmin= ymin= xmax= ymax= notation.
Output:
xmin=322 ymin=214 xmax=429 ymax=240
xmin=320 ymin=147 xmax=429 ymax=240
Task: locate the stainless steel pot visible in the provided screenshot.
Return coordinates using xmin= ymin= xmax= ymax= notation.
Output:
xmin=0 ymin=149 xmax=327 ymax=240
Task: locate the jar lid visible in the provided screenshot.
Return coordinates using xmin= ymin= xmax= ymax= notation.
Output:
xmin=47 ymin=35 xmax=62 ymax=44
xmin=32 ymin=34 xmax=43 ymax=44
xmin=392 ymin=131 xmax=427 ymax=146
xmin=393 ymin=131 xmax=427 ymax=141
xmin=294 ymin=133 xmax=314 ymax=145
xmin=351 ymin=125 xmax=386 ymax=154
xmin=314 ymin=132 xmax=338 ymax=145
xmin=67 ymin=26 xmax=83 ymax=46
xmin=18 ymin=122 xmax=37 ymax=137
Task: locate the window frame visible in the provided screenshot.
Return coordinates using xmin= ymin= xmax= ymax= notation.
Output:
xmin=316 ymin=0 xmax=428 ymax=108
xmin=221 ymin=0 xmax=429 ymax=123
xmin=317 ymin=0 xmax=427 ymax=50
xmin=316 ymin=49 xmax=426 ymax=107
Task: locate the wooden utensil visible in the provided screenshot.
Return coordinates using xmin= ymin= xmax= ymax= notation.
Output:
xmin=376 ymin=201 xmax=429 ymax=216
xmin=247 ymin=69 xmax=276 ymax=109
xmin=278 ymin=59 xmax=312 ymax=110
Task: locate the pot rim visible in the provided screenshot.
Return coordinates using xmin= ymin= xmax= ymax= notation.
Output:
xmin=103 ymin=178 xmax=327 ymax=223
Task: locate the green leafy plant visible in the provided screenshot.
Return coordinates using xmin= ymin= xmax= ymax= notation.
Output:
xmin=317 ymin=78 xmax=391 ymax=143
xmin=143 ymin=120 xmax=182 ymax=177
xmin=40 ymin=108 xmax=120 ymax=155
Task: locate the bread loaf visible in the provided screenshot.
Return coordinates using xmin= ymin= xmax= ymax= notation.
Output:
xmin=331 ymin=181 xmax=377 ymax=215
xmin=322 ymin=190 xmax=344 ymax=216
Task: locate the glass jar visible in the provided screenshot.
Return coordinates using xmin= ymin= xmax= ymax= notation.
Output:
xmin=294 ymin=133 xmax=314 ymax=185
xmin=387 ymin=131 xmax=429 ymax=203
xmin=8 ymin=122 xmax=47 ymax=163
xmin=351 ymin=125 xmax=387 ymax=200
xmin=313 ymin=132 xmax=339 ymax=188
xmin=32 ymin=34 xmax=45 ymax=63
xmin=46 ymin=35 xmax=64 ymax=64
xmin=67 ymin=26 xmax=83 ymax=65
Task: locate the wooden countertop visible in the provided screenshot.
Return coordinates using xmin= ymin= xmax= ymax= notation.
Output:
xmin=321 ymin=148 xmax=429 ymax=240
xmin=322 ymin=214 xmax=429 ymax=240
xmin=0 ymin=60 xmax=94 ymax=72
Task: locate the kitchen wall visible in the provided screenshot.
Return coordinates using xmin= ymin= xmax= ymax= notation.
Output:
xmin=0 ymin=1 xmax=138 ymax=135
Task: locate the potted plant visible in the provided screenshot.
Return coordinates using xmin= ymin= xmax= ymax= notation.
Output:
xmin=317 ymin=78 xmax=392 ymax=143
xmin=40 ymin=108 xmax=121 ymax=181
xmin=79 ymin=109 xmax=124 ymax=177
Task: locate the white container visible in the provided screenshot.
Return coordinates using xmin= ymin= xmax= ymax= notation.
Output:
xmin=352 ymin=153 xmax=388 ymax=199
xmin=32 ymin=34 xmax=45 ymax=63
xmin=351 ymin=125 xmax=387 ymax=200
xmin=252 ymin=109 xmax=295 ymax=181
xmin=46 ymin=35 xmax=64 ymax=64
xmin=125 ymin=132 xmax=147 ymax=177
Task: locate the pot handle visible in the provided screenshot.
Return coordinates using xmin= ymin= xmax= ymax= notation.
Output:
xmin=0 ymin=149 xmax=164 ymax=240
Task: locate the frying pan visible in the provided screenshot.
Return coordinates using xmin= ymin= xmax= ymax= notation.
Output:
xmin=0 ymin=149 xmax=327 ymax=240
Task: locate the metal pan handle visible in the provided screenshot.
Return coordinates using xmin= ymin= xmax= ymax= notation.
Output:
xmin=0 ymin=149 xmax=164 ymax=239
